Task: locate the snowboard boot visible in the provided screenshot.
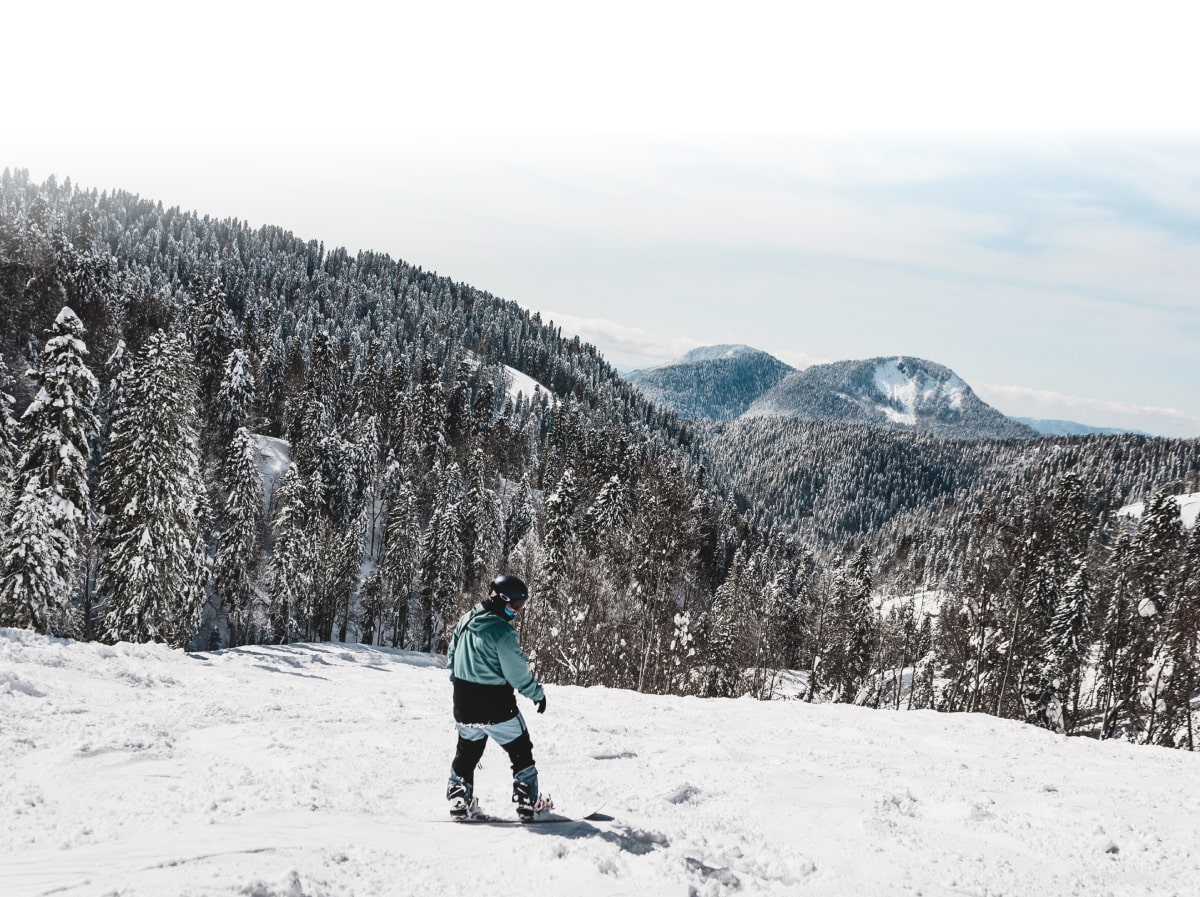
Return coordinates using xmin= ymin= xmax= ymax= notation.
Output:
xmin=513 ymin=780 xmax=537 ymax=820
xmin=512 ymin=766 xmax=551 ymax=820
xmin=447 ymin=773 xmax=477 ymax=820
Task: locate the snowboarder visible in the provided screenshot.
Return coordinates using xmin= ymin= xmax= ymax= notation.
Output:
xmin=445 ymin=574 xmax=549 ymax=820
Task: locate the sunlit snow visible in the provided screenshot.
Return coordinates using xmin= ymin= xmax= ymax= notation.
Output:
xmin=872 ymin=359 xmax=965 ymax=427
xmin=504 ymin=364 xmax=556 ymax=406
xmin=3 ymin=630 xmax=1199 ymax=897
xmin=1117 ymin=492 xmax=1200 ymax=529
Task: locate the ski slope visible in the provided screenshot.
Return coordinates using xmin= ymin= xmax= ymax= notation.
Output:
xmin=2 ymin=629 xmax=1198 ymax=897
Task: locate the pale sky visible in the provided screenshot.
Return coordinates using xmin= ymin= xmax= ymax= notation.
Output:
xmin=5 ymin=1 xmax=1200 ymax=436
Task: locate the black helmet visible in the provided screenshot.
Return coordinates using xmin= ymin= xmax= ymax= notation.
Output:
xmin=489 ymin=574 xmax=529 ymax=606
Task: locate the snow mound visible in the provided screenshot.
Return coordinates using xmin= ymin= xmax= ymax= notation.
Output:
xmin=3 ymin=629 xmax=1199 ymax=896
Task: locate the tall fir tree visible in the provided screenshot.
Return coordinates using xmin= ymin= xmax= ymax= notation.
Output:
xmin=97 ymin=331 xmax=207 ymax=647
xmin=192 ymin=279 xmax=234 ymax=409
xmin=215 ymin=348 xmax=256 ymax=443
xmin=216 ymin=427 xmax=264 ymax=646
xmin=463 ymin=449 xmax=501 ymax=593
xmin=1038 ymin=561 xmax=1092 ymax=733
xmin=0 ymin=356 xmax=18 ymax=525
xmin=418 ymin=464 xmax=465 ymax=652
xmin=266 ymin=465 xmax=311 ymax=644
xmin=1095 ymin=536 xmax=1148 ymax=739
xmin=1133 ymin=488 xmax=1184 ymax=745
xmin=0 ymin=307 xmax=99 ymax=635
xmin=380 ymin=479 xmax=421 ymax=648
xmin=0 ymin=481 xmax=74 ymax=632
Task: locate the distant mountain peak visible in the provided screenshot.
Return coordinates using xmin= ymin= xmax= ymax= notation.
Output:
xmin=626 ymin=345 xmax=794 ymax=420
xmin=626 ymin=347 xmax=1035 ymax=439
xmin=675 ymin=344 xmax=763 ymax=364
xmin=744 ymin=355 xmax=1034 ymax=440
xmin=1014 ymin=417 xmax=1149 ymax=437
xmin=868 ymin=357 xmax=967 ymax=426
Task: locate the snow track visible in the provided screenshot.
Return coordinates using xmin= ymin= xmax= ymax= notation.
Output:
xmin=2 ymin=630 xmax=1198 ymax=896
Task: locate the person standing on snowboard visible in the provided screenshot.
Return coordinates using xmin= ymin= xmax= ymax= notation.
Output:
xmin=445 ymin=574 xmax=549 ymax=820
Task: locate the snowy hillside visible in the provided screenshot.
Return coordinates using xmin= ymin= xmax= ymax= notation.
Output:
xmin=626 ymin=347 xmax=793 ymax=420
xmin=4 ymin=631 xmax=1199 ymax=897
xmin=503 ymin=364 xmax=556 ymax=406
xmin=743 ymin=356 xmax=1035 ymax=440
xmin=1118 ymin=492 xmax=1200 ymax=529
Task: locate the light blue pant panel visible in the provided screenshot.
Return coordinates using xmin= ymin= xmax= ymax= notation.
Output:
xmin=455 ymin=713 xmax=526 ymax=745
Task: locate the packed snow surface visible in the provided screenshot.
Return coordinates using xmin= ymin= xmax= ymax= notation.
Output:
xmin=3 ymin=630 xmax=1199 ymax=897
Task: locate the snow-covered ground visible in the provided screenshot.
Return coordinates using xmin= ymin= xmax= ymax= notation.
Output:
xmin=3 ymin=630 xmax=1199 ymax=897
xmin=1118 ymin=492 xmax=1200 ymax=529
xmin=503 ymin=364 xmax=556 ymax=407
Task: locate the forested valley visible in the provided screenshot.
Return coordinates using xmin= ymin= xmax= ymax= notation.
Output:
xmin=1 ymin=168 xmax=1197 ymax=750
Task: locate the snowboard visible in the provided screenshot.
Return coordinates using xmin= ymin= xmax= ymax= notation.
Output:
xmin=445 ymin=804 xmax=607 ymax=825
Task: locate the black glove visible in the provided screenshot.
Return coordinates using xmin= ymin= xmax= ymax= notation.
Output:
xmin=536 ymin=696 xmax=547 ymax=714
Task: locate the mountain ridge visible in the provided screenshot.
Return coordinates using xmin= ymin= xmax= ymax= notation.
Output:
xmin=628 ymin=346 xmax=1035 ymax=440
xmin=626 ymin=345 xmax=793 ymax=421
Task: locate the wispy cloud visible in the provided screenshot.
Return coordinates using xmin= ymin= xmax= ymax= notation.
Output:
xmin=977 ymin=383 xmax=1200 ymax=438
xmin=544 ymin=312 xmax=700 ymax=371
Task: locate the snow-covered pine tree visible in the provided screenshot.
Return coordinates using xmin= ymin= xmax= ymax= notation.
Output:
xmin=1095 ymin=536 xmax=1149 ymax=739
xmin=909 ymin=612 xmax=936 ymax=710
xmin=542 ymin=469 xmax=578 ymax=595
xmin=1038 ymin=561 xmax=1092 ymax=733
xmin=816 ymin=547 xmax=877 ymax=703
xmin=502 ymin=476 xmax=535 ymax=565
xmin=0 ymin=307 xmax=100 ymax=634
xmin=413 ymin=461 xmax=465 ymax=651
xmin=1165 ymin=523 xmax=1200 ymax=750
xmin=266 ymin=464 xmax=311 ymax=644
xmin=1133 ymin=488 xmax=1184 ymax=745
xmin=22 ymin=306 xmax=100 ymax=537
xmin=1153 ymin=538 xmax=1198 ymax=749
xmin=410 ymin=352 xmax=446 ymax=473
xmin=97 ymin=330 xmax=207 ymax=647
xmin=445 ymin=358 xmax=474 ymax=452
xmin=215 ymin=348 xmax=256 ymax=443
xmin=192 ymin=278 xmax=234 ymax=409
xmin=462 ymin=449 xmax=501 ymax=594
xmin=216 ymin=427 xmax=264 ymax=646
xmin=0 ymin=481 xmax=74 ymax=632
xmin=702 ymin=545 xmax=747 ymax=697
xmin=334 ymin=509 xmax=368 ymax=643
xmin=715 ymin=494 xmax=741 ymax=580
xmin=381 ymin=356 xmax=411 ymax=451
xmin=380 ymin=479 xmax=421 ymax=648
xmin=0 ymin=356 xmax=17 ymax=523
xmin=535 ymin=467 xmax=587 ymax=682
xmin=624 ymin=464 xmax=705 ymax=694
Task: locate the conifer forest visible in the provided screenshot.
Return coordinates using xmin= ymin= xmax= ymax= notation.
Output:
xmin=1 ymin=169 xmax=1198 ymax=751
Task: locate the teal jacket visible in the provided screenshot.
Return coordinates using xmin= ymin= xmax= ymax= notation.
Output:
xmin=447 ymin=603 xmax=544 ymax=724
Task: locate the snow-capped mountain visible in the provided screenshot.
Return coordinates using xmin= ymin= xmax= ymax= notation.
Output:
xmin=742 ymin=356 xmax=1035 ymax=439
xmin=627 ymin=346 xmax=1035 ymax=439
xmin=626 ymin=345 xmax=794 ymax=420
